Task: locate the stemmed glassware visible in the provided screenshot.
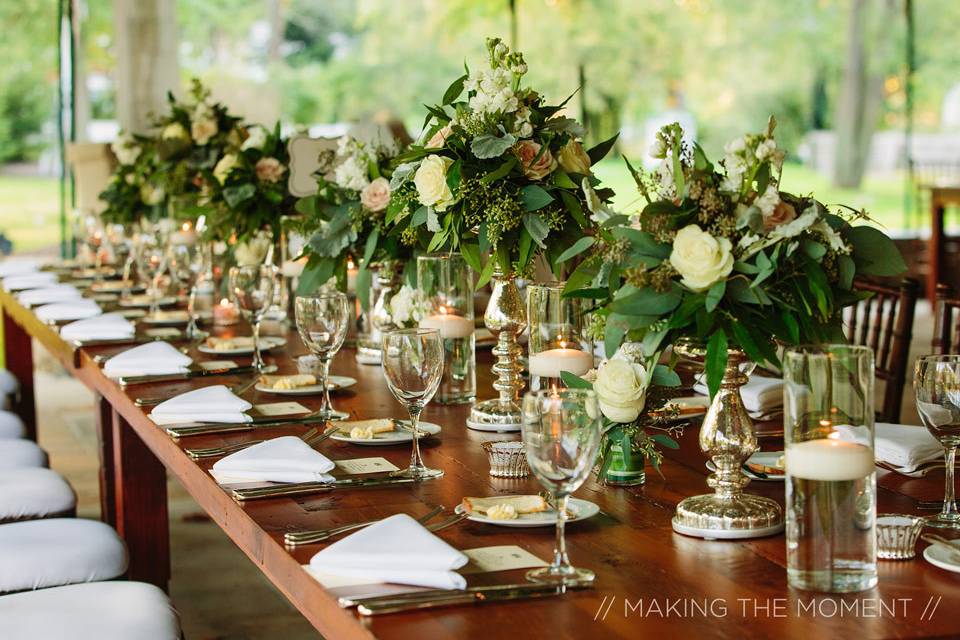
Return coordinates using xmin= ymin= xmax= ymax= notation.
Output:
xmin=134 ymin=232 xmax=167 ymax=317
xmin=521 ymin=388 xmax=602 ymax=585
xmin=381 ymin=328 xmax=444 ymax=479
xmin=295 ymin=292 xmax=351 ymax=421
xmin=228 ymin=265 xmax=279 ymax=373
xmin=915 ymin=355 xmax=960 ymax=529
xmin=167 ymin=243 xmax=206 ymax=339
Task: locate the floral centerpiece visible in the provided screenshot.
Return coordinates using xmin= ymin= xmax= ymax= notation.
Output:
xmin=100 ymin=132 xmax=162 ymax=226
xmin=385 ymin=37 xmax=616 ymax=283
xmin=295 ymin=132 xmax=411 ymax=297
xmin=561 ymin=117 xmax=906 ymax=395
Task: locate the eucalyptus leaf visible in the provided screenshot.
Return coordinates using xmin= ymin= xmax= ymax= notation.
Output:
xmin=426 ymin=207 xmax=441 ymax=232
xmin=521 ymin=185 xmax=554 ymax=211
xmin=847 ymin=225 xmax=907 ymax=276
xmin=471 ymin=130 xmax=517 ymax=159
xmin=222 ymin=183 xmax=256 ymax=208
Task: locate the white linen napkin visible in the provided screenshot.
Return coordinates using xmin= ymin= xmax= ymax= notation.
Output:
xmin=694 ymin=374 xmax=783 ymax=414
xmin=0 ymin=258 xmax=45 ymax=278
xmin=3 ymin=272 xmax=58 ymax=290
xmin=211 ymin=436 xmax=335 ymax=484
xmin=875 ymin=423 xmax=943 ymax=472
xmin=59 ymin=313 xmax=136 ymax=341
xmin=18 ymin=285 xmax=81 ymax=306
xmin=102 ymin=341 xmax=192 ymax=378
xmin=34 ymin=299 xmax=102 ymax=322
xmin=309 ymin=514 xmax=468 ymax=590
xmin=150 ymin=385 xmax=252 ymax=426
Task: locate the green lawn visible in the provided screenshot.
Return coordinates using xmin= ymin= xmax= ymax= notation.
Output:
xmin=0 ymin=174 xmax=63 ymax=254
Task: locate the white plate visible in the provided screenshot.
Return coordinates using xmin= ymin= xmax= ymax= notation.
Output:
xmin=254 ymin=375 xmax=357 ymax=395
xmin=924 ymin=542 xmax=960 ymax=573
xmin=466 ymin=419 xmax=521 ymax=433
xmin=455 ymin=497 xmax=600 ymax=528
xmin=141 ymin=311 xmax=189 ymax=325
xmin=119 ymin=295 xmax=178 ymax=308
xmin=330 ymin=421 xmax=441 ymax=445
xmin=706 ymin=451 xmax=784 ymax=482
xmin=198 ymin=337 xmax=287 ymax=356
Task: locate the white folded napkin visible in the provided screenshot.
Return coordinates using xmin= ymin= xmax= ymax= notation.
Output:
xmin=211 ymin=436 xmax=335 ymax=484
xmin=309 ymin=514 xmax=468 ymax=590
xmin=59 ymin=313 xmax=136 ymax=341
xmin=3 ymin=272 xmax=58 ymax=290
xmin=102 ymin=341 xmax=192 ymax=378
xmin=34 ymin=299 xmax=102 ymax=322
xmin=694 ymin=374 xmax=783 ymax=414
xmin=150 ymin=385 xmax=252 ymax=426
xmin=0 ymin=258 xmax=45 ymax=278
xmin=18 ymin=285 xmax=81 ymax=306
xmin=875 ymin=423 xmax=943 ymax=473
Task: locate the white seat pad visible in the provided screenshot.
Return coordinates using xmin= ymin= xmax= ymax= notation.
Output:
xmin=0 ymin=440 xmax=47 ymax=469
xmin=0 ymin=410 xmax=25 ymax=439
xmin=0 ymin=581 xmax=181 ymax=640
xmin=0 ymin=368 xmax=18 ymax=396
xmin=0 ymin=518 xmax=128 ymax=593
xmin=0 ymin=468 xmax=76 ymax=522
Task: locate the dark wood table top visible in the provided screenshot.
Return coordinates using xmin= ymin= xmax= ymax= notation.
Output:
xmin=2 ymin=285 xmax=959 ymax=639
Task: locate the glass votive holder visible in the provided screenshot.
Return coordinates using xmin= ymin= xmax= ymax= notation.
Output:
xmin=482 ymin=441 xmax=529 ymax=478
xmin=876 ymin=514 xmax=924 ymax=560
xmin=526 ymin=281 xmax=593 ymax=392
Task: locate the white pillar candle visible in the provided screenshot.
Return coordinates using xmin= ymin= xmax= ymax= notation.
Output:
xmin=785 ymin=438 xmax=875 ymax=481
xmin=528 ymin=348 xmax=593 ymax=378
xmin=420 ymin=313 xmax=474 ymax=339
xmin=346 ymin=267 xmax=358 ymax=293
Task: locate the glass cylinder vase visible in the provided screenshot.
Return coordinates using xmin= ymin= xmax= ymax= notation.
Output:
xmin=526 ymin=281 xmax=593 ymax=392
xmin=357 ymin=261 xmax=401 ymax=365
xmin=783 ymin=344 xmax=877 ymax=593
xmin=416 ymin=253 xmax=476 ymax=404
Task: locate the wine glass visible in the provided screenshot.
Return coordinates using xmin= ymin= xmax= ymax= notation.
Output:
xmin=228 ymin=265 xmax=279 ymax=373
xmin=295 ymin=292 xmax=351 ymax=421
xmin=381 ymin=328 xmax=444 ymax=479
xmin=134 ymin=233 xmax=167 ymax=316
xmin=167 ymin=243 xmax=205 ymax=339
xmin=915 ymin=355 xmax=960 ymax=528
xmin=521 ymin=388 xmax=602 ymax=585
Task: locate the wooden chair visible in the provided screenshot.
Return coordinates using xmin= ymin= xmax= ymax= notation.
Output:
xmin=844 ymin=277 xmax=919 ymax=423
xmin=933 ymin=283 xmax=960 ymax=354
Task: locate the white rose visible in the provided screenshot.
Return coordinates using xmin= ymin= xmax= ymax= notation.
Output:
xmin=360 ymin=177 xmax=391 ymax=212
xmin=234 ymin=233 xmax=272 ymax=267
xmin=593 ymin=359 xmax=648 ymax=423
xmin=162 ymin=122 xmax=189 ymax=141
xmin=669 ymin=224 xmax=734 ymax=292
xmin=213 ymin=153 xmax=239 ymax=185
xmin=191 ymin=117 xmax=218 ymax=145
xmin=241 ymin=126 xmax=267 ymax=151
xmin=413 ymin=155 xmax=455 ymax=211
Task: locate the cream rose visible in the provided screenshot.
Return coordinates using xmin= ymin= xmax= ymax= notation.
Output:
xmin=516 ymin=140 xmax=557 ymax=181
xmin=414 ymin=155 xmax=456 ymax=211
xmin=191 ymin=117 xmax=218 ymax=145
xmin=255 ymin=157 xmax=285 ymax=183
xmin=426 ymin=125 xmax=453 ymax=149
xmin=234 ymin=233 xmax=272 ymax=267
xmin=593 ymin=359 xmax=648 ymax=423
xmin=557 ymin=140 xmax=591 ymax=175
xmin=213 ymin=154 xmax=239 ymax=185
xmin=360 ymin=177 xmax=391 ymax=212
xmin=162 ymin=122 xmax=189 ymax=141
xmin=669 ymin=224 xmax=734 ymax=292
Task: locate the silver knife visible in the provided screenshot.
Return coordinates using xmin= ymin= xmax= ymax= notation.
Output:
xmin=72 ymin=335 xmax=185 ymax=348
xmin=231 ymin=476 xmax=420 ymax=501
xmin=353 ymin=583 xmax=592 ymax=616
xmin=119 ymin=365 xmax=257 ymax=386
xmin=165 ymin=414 xmax=329 ymax=438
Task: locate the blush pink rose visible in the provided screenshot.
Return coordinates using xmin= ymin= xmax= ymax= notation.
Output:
xmin=516 ymin=140 xmax=557 ymax=181
xmin=360 ymin=177 xmax=391 ymax=212
xmin=764 ymin=200 xmax=797 ymax=231
xmin=255 ymin=157 xmax=286 ymax=183
xmin=427 ymin=125 xmax=453 ymax=149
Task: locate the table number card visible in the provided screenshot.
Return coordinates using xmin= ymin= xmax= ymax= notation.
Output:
xmin=461 ymin=546 xmax=548 ymax=574
xmin=254 ymin=401 xmax=311 ymax=417
xmin=335 ymin=457 xmax=400 ymax=474
xmin=144 ymin=327 xmax=181 ymax=338
xmin=199 ymin=360 xmax=238 ymax=371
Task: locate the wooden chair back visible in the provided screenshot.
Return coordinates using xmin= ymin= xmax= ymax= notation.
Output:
xmin=933 ymin=283 xmax=960 ymax=355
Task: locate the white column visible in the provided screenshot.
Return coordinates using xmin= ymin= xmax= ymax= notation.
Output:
xmin=112 ymin=0 xmax=180 ymax=134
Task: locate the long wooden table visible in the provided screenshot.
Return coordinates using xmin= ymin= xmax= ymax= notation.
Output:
xmin=2 ymin=285 xmax=959 ymax=639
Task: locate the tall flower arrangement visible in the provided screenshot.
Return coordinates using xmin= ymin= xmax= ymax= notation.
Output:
xmin=386 ymin=37 xmax=616 ymax=284
xmin=561 ymin=118 xmax=906 ymax=395
xmin=99 ymin=132 xmax=161 ymax=225
xmin=295 ymin=132 xmax=412 ymax=297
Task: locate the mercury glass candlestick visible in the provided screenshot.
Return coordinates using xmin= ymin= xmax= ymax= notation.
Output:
xmin=417 ymin=254 xmax=476 ymax=404
xmin=467 ymin=265 xmax=526 ymax=430
xmin=671 ymin=340 xmax=784 ymax=539
xmin=526 ymin=282 xmax=592 ymax=392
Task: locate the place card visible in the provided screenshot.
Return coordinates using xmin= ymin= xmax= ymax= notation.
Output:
xmin=335 ymin=457 xmax=400 ymax=474
xmin=461 ymin=546 xmax=548 ymax=574
xmin=120 ymin=309 xmax=146 ymax=319
xmin=144 ymin=328 xmax=181 ymax=338
xmin=199 ymin=360 xmax=238 ymax=371
xmin=254 ymin=401 xmax=310 ymax=417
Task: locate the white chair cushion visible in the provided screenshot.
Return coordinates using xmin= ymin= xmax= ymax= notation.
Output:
xmin=0 ymin=440 xmax=47 ymax=469
xmin=0 ymin=368 xmax=18 ymax=396
xmin=0 ymin=581 xmax=181 ymax=640
xmin=0 ymin=469 xmax=76 ymax=522
xmin=0 ymin=410 xmax=25 ymax=439
xmin=0 ymin=518 xmax=128 ymax=593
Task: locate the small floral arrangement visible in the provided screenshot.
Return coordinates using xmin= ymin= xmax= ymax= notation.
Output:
xmin=561 ymin=117 xmax=906 ymax=395
xmin=564 ymin=343 xmax=680 ymax=478
xmin=295 ymin=133 xmax=412 ymax=297
xmin=385 ymin=37 xmax=616 ymax=285
xmin=100 ymin=132 xmax=161 ymax=225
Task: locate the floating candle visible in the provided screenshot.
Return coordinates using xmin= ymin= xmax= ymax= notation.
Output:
xmin=212 ymin=298 xmax=239 ymax=326
xmin=784 ymin=438 xmax=875 ymax=481
xmin=528 ymin=347 xmax=593 ymax=378
xmin=419 ymin=311 xmax=474 ymax=339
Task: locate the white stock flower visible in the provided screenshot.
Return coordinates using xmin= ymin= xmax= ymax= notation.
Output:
xmin=755 ymin=138 xmax=777 ymax=161
xmin=649 ymin=137 xmax=667 ymax=159
xmin=724 ymin=136 xmax=747 ymax=154
xmin=413 ymin=155 xmax=455 ymax=211
xmin=812 ymin=220 xmax=849 ymax=253
xmin=334 ymin=155 xmax=370 ymax=191
xmin=754 ymin=185 xmax=780 ymax=217
xmin=669 ymin=224 xmax=735 ymax=292
xmin=213 ymin=153 xmax=239 ymax=185
xmin=593 ymin=359 xmax=648 ymax=423
xmin=242 ymin=126 xmax=267 ymax=151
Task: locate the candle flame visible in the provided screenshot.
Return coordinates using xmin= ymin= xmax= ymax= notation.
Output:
xmin=219 ymin=298 xmax=230 ymax=306
xmin=181 ymin=221 xmax=192 ymax=232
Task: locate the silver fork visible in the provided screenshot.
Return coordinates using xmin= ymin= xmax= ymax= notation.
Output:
xmin=285 ymin=505 xmax=444 ymax=547
xmin=185 ymin=425 xmax=330 ymax=460
xmin=426 ymin=511 xmax=470 ymax=533
xmin=134 ymin=375 xmax=260 ymax=408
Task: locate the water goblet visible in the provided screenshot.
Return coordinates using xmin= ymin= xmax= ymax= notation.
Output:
xmin=295 ymin=292 xmax=351 ymax=421
xmin=381 ymin=328 xmax=444 ymax=479
xmin=915 ymin=355 xmax=960 ymax=528
xmin=167 ymin=243 xmax=206 ymax=339
xmin=521 ymin=388 xmax=602 ymax=585
xmin=228 ymin=265 xmax=279 ymax=373
xmin=134 ymin=233 xmax=167 ymax=316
